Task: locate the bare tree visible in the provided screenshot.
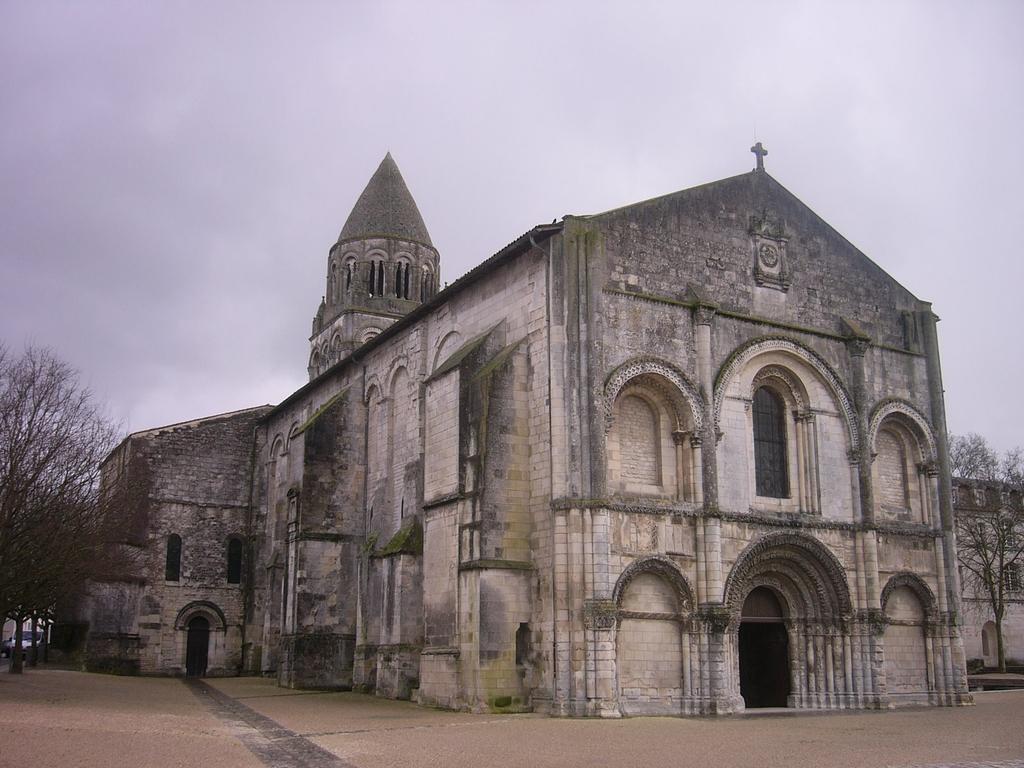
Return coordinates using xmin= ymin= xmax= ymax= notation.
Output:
xmin=951 ymin=433 xmax=1024 ymax=672
xmin=0 ymin=344 xmax=129 ymax=673
xmin=951 ymin=433 xmax=1024 ymax=486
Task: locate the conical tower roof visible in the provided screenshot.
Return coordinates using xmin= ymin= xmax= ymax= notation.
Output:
xmin=337 ymin=153 xmax=433 ymax=246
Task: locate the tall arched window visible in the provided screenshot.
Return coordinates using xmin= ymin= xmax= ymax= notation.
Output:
xmin=753 ymin=386 xmax=789 ymax=498
xmin=368 ymin=261 xmax=377 ymax=296
xmin=345 ymin=259 xmax=354 ymax=291
xmin=165 ymin=534 xmax=182 ymax=582
xmin=226 ymin=537 xmax=243 ymax=584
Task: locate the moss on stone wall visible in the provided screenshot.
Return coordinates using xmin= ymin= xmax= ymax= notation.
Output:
xmin=375 ymin=518 xmax=423 ymax=556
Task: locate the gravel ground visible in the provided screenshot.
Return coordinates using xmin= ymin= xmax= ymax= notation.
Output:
xmin=3 ymin=666 xmax=1023 ymax=768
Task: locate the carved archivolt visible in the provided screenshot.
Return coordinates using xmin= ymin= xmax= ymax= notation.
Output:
xmin=751 ymin=364 xmax=807 ymax=412
xmin=713 ymin=337 xmax=859 ymax=450
xmin=604 ymin=358 xmax=704 ymax=434
xmin=880 ymin=571 xmax=938 ymax=621
xmin=612 ymin=554 xmax=694 ymax=611
xmin=868 ymin=399 xmax=937 ymax=463
xmin=723 ymin=531 xmax=853 ymax=621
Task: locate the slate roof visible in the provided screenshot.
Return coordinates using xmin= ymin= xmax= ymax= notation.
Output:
xmin=337 ymin=153 xmax=433 ymax=247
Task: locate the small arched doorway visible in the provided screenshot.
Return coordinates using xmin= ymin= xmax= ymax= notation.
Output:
xmin=185 ymin=616 xmax=210 ymax=677
xmin=739 ymin=587 xmax=790 ymax=708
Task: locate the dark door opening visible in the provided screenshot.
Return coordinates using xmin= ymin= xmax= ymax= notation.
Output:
xmin=185 ymin=616 xmax=209 ymax=677
xmin=738 ymin=621 xmax=790 ymax=708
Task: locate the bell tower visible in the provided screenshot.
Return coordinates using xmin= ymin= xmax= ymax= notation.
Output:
xmin=308 ymin=153 xmax=440 ymax=379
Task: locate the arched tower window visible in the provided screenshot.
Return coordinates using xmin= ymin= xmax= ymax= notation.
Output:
xmin=226 ymin=537 xmax=243 ymax=584
xmin=345 ymin=259 xmax=354 ymax=291
xmin=328 ymin=262 xmax=337 ymax=303
xmin=394 ymin=262 xmax=411 ymax=299
xmin=368 ymin=261 xmax=376 ymax=296
xmin=165 ymin=534 xmax=182 ymax=582
xmin=753 ymin=386 xmax=789 ymax=498
xmin=421 ymin=267 xmax=434 ymax=300
xmin=389 ymin=264 xmax=409 ymax=301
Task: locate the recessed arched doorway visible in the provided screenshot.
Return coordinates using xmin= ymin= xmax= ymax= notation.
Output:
xmin=738 ymin=587 xmax=790 ymax=708
xmin=186 ymin=616 xmax=210 ymax=677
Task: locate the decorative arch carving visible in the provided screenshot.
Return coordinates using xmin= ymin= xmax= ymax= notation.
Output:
xmin=269 ymin=434 xmax=285 ymax=456
xmin=612 ymin=555 xmax=694 ymax=611
xmin=359 ymin=327 xmax=383 ymax=345
xmin=603 ymin=357 xmax=703 ymax=434
xmin=174 ymin=600 xmax=227 ymax=631
xmin=880 ymin=572 xmax=938 ymax=620
xmin=751 ymin=364 xmax=808 ymax=412
xmin=723 ymin=531 xmax=853 ymax=620
xmin=713 ymin=336 xmax=859 ymax=450
xmin=868 ymin=399 xmax=937 ymax=463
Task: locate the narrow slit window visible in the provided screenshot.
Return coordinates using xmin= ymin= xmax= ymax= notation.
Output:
xmin=227 ymin=537 xmax=243 ymax=584
xmin=165 ymin=534 xmax=182 ymax=581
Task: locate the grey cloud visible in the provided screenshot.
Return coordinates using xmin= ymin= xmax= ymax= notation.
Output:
xmin=1 ymin=0 xmax=1021 ymax=450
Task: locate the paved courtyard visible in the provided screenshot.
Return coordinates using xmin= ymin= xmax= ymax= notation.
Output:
xmin=2 ymin=667 xmax=1023 ymax=768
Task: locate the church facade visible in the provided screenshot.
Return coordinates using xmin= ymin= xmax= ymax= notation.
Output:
xmin=67 ymin=149 xmax=973 ymax=714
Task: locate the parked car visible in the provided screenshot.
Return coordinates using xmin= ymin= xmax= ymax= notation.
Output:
xmin=1 ymin=630 xmax=42 ymax=658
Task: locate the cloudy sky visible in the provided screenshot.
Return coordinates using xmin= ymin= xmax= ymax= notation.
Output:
xmin=1 ymin=1 xmax=1021 ymax=452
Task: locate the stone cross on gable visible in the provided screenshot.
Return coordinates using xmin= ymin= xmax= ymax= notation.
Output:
xmin=751 ymin=141 xmax=768 ymax=171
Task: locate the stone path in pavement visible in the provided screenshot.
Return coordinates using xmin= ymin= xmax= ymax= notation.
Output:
xmin=3 ymin=667 xmax=1024 ymax=768
xmin=185 ymin=678 xmax=353 ymax=768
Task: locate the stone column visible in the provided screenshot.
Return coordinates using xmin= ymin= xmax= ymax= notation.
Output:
xmin=796 ymin=412 xmax=821 ymax=514
xmin=918 ymin=306 xmax=972 ymax=703
xmin=844 ymin=334 xmax=873 ymax=522
xmin=672 ymin=430 xmax=690 ymax=502
xmin=552 ymin=510 xmax=572 ymax=714
xmin=690 ymin=435 xmax=704 ymax=505
xmin=693 ymin=302 xmax=718 ymax=510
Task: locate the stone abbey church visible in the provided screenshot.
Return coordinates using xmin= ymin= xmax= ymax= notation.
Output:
xmin=66 ymin=148 xmax=973 ymax=715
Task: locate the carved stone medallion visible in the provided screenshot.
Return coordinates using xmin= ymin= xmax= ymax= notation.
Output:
xmin=750 ymin=210 xmax=791 ymax=292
